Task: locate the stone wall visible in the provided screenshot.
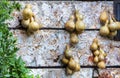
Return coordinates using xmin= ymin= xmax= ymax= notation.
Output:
xmin=9 ymin=1 xmax=120 ymax=78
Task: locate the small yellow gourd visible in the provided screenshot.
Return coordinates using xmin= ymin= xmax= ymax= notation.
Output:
xmin=66 ymin=67 xmax=73 ymax=75
xmin=64 ymin=45 xmax=72 ymax=59
xmin=74 ymin=62 xmax=80 ymax=72
xmin=75 ymin=10 xmax=83 ymax=20
xmin=28 ymin=17 xmax=41 ymax=32
xmin=68 ymin=58 xmax=76 ymax=70
xmin=22 ymin=4 xmax=33 ymax=20
xmin=21 ymin=19 xmax=30 ymax=28
xmin=94 ymin=56 xmax=99 ymax=63
xmin=108 ymin=15 xmax=118 ymax=32
xmin=97 ymin=61 xmax=106 ymax=69
xmin=65 ymin=15 xmax=75 ymax=32
xmin=99 ymin=9 xmax=108 ymax=24
xmin=100 ymin=20 xmax=110 ymax=36
xmin=75 ymin=16 xmax=85 ymax=33
xmin=62 ymin=57 xmax=69 ymax=65
xmin=70 ymin=33 xmax=79 ymax=44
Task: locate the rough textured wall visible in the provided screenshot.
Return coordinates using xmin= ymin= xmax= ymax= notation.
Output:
xmin=9 ymin=1 xmax=120 ymax=78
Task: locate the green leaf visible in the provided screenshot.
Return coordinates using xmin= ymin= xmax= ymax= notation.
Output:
xmin=0 ymin=1 xmax=38 ymax=78
xmin=4 ymin=74 xmax=10 ymax=77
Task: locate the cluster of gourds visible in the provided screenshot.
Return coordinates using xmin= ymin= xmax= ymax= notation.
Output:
xmin=61 ymin=45 xmax=80 ymax=75
xmin=62 ymin=10 xmax=85 ymax=75
xmin=99 ymin=9 xmax=120 ymax=38
xmin=20 ymin=4 xmax=120 ymax=76
xmin=90 ymin=38 xmax=107 ymax=69
xmin=22 ymin=4 xmax=42 ymax=33
xmin=65 ymin=10 xmax=86 ymax=44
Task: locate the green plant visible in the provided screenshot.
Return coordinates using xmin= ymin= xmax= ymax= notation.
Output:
xmin=0 ymin=0 xmax=40 ymax=78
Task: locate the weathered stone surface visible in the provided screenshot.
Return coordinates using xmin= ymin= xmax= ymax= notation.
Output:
xmin=11 ymin=30 xmax=120 ymax=66
xmin=9 ymin=1 xmax=113 ymax=29
xmin=98 ymin=68 xmax=120 ymax=78
xmin=30 ymin=68 xmax=120 ymax=78
xmin=8 ymin=1 xmax=120 ymax=78
xmin=31 ymin=68 xmax=93 ymax=78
